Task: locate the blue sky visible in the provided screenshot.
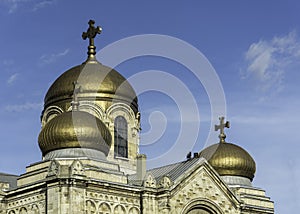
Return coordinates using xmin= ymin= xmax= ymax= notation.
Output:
xmin=0 ymin=1 xmax=299 ymax=213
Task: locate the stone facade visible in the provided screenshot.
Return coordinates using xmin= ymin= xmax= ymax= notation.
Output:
xmin=0 ymin=157 xmax=274 ymax=213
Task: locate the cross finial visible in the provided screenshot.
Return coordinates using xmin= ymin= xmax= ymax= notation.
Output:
xmin=215 ymin=116 xmax=230 ymax=143
xmin=71 ymin=81 xmax=82 ymax=111
xmin=82 ymin=20 xmax=102 ymax=61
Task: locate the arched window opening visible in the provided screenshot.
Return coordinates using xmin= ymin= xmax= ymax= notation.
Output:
xmin=187 ymin=208 xmax=212 ymax=214
xmin=183 ymin=199 xmax=222 ymax=214
xmin=114 ymin=116 xmax=128 ymax=158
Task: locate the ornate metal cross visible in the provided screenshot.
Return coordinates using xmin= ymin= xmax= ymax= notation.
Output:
xmin=82 ymin=20 xmax=102 ymax=59
xmin=82 ymin=20 xmax=102 ymax=46
xmin=215 ymin=116 xmax=230 ymax=143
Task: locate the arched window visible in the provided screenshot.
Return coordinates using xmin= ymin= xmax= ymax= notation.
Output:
xmin=19 ymin=207 xmax=28 ymax=214
xmin=183 ymin=198 xmax=222 ymax=214
xmin=114 ymin=116 xmax=128 ymax=158
xmin=86 ymin=200 xmax=96 ymax=214
xmin=187 ymin=208 xmax=212 ymax=214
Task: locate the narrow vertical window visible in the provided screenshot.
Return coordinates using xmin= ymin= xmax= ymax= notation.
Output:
xmin=114 ymin=116 xmax=128 ymax=158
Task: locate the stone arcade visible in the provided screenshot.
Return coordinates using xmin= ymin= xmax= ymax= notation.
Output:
xmin=0 ymin=20 xmax=274 ymax=214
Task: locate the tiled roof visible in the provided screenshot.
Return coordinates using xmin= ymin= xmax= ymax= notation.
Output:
xmin=0 ymin=172 xmax=18 ymax=190
xmin=128 ymin=157 xmax=203 ymax=186
xmin=147 ymin=157 xmax=200 ymax=182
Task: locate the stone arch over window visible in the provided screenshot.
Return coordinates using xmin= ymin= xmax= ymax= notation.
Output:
xmin=70 ymin=101 xmax=105 ymax=120
xmin=19 ymin=207 xmax=27 ymax=214
xmin=99 ymin=202 xmax=111 ymax=214
xmin=41 ymin=106 xmax=63 ymax=127
xmin=187 ymin=208 xmax=212 ymax=214
xmin=106 ymin=103 xmax=139 ymax=128
xmin=113 ymin=204 xmax=126 ymax=214
xmin=8 ymin=211 xmax=16 ymax=214
xmin=128 ymin=206 xmax=140 ymax=214
xmin=30 ymin=204 xmax=39 ymax=214
xmin=86 ymin=200 xmax=97 ymax=214
xmin=114 ymin=116 xmax=128 ymax=158
xmin=182 ymin=198 xmax=223 ymax=214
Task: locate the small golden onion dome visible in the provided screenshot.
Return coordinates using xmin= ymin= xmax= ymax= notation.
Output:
xmin=38 ymin=111 xmax=112 ymax=156
xmin=44 ymin=60 xmax=138 ymax=113
xmin=199 ymin=143 xmax=256 ymax=181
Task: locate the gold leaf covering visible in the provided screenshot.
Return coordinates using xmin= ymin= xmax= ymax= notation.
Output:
xmin=38 ymin=111 xmax=112 ymax=156
xmin=44 ymin=60 xmax=138 ymax=113
xmin=199 ymin=143 xmax=256 ymax=180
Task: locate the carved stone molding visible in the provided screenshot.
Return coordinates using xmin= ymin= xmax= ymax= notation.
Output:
xmin=144 ymin=174 xmax=156 ymax=188
xmin=47 ymin=160 xmax=60 ymax=177
xmin=159 ymin=176 xmax=172 ymax=189
xmin=70 ymin=160 xmax=85 ymax=176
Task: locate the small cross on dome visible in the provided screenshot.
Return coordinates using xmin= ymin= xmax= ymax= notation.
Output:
xmin=215 ymin=116 xmax=230 ymax=143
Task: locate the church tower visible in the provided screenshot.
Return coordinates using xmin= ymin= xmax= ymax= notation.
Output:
xmin=39 ymin=20 xmax=140 ymax=174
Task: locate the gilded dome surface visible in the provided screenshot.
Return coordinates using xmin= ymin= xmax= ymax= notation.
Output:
xmin=44 ymin=60 xmax=138 ymax=113
xmin=199 ymin=143 xmax=256 ymax=180
xmin=38 ymin=111 xmax=112 ymax=156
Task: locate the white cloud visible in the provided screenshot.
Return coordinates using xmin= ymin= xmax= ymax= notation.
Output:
xmin=7 ymin=73 xmax=19 ymax=85
xmin=2 ymin=0 xmax=32 ymax=14
xmin=7 ymin=0 xmax=19 ymax=14
xmin=32 ymin=0 xmax=54 ymax=12
xmin=242 ymin=31 xmax=300 ymax=93
xmin=5 ymin=102 xmax=42 ymax=112
xmin=39 ymin=48 xmax=69 ymax=65
xmin=2 ymin=0 xmax=54 ymax=14
xmin=2 ymin=59 xmax=15 ymax=66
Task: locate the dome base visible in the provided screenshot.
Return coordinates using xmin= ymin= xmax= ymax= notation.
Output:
xmin=221 ymin=175 xmax=252 ymax=187
xmin=44 ymin=148 xmax=106 ymax=161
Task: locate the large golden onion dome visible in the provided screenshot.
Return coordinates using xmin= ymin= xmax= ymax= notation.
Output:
xmin=38 ymin=111 xmax=112 ymax=156
xmin=44 ymin=60 xmax=138 ymax=114
xmin=43 ymin=20 xmax=138 ymax=115
xmin=199 ymin=143 xmax=256 ymax=181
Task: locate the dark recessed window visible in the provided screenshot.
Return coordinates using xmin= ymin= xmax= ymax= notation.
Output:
xmin=114 ymin=116 xmax=128 ymax=158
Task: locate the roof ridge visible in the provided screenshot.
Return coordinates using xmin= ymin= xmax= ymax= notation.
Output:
xmin=147 ymin=159 xmax=189 ymax=172
xmin=0 ymin=172 xmax=18 ymax=177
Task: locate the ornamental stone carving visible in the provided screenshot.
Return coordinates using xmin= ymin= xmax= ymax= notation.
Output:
xmin=47 ymin=160 xmax=60 ymax=177
xmin=86 ymin=200 xmax=96 ymax=214
xmin=159 ymin=176 xmax=172 ymax=188
xmin=99 ymin=202 xmax=111 ymax=214
xmin=128 ymin=207 xmax=140 ymax=214
xmin=70 ymin=160 xmax=85 ymax=176
xmin=0 ymin=182 xmax=9 ymax=192
xmin=114 ymin=204 xmax=126 ymax=214
xmin=144 ymin=174 xmax=156 ymax=188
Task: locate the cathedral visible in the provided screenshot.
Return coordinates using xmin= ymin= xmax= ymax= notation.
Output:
xmin=0 ymin=20 xmax=274 ymax=214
